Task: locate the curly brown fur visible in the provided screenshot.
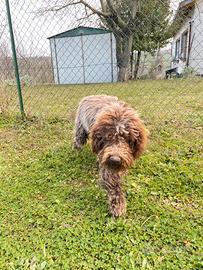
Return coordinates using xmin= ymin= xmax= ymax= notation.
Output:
xmin=74 ymin=95 xmax=149 ymax=217
xmin=100 ymin=168 xmax=126 ymax=217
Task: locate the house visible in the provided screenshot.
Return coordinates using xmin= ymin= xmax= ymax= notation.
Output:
xmin=48 ymin=26 xmax=118 ymax=84
xmin=167 ymin=0 xmax=203 ymax=77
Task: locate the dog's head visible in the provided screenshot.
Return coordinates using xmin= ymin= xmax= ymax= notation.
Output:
xmin=90 ymin=105 xmax=149 ymax=172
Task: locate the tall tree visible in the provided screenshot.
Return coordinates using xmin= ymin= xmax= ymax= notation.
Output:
xmin=132 ymin=0 xmax=172 ymax=78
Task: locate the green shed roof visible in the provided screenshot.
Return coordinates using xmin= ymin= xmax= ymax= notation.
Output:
xmin=48 ymin=26 xmax=112 ymax=39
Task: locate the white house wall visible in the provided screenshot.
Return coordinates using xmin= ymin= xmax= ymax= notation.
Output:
xmin=171 ymin=16 xmax=193 ymax=61
xmin=189 ymin=0 xmax=203 ymax=74
xmin=171 ymin=0 xmax=203 ymax=75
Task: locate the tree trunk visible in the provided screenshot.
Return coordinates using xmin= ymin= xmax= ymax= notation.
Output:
xmin=115 ymin=35 xmax=122 ymax=70
xmin=153 ymin=47 xmax=163 ymax=79
xmin=138 ymin=52 xmax=147 ymax=77
xmin=130 ymin=50 xmax=134 ymax=79
xmin=118 ymin=34 xmax=133 ymax=82
xmin=134 ymin=51 xmax=141 ymax=79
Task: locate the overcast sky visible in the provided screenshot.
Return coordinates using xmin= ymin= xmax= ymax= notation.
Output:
xmin=0 ymin=0 xmax=181 ymax=57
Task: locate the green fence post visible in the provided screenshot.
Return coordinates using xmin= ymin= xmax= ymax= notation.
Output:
xmin=5 ymin=0 xmax=25 ymax=118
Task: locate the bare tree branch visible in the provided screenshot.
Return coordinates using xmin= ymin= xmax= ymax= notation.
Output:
xmin=80 ymin=0 xmax=110 ymax=17
xmin=40 ymin=2 xmax=80 ymax=13
xmin=131 ymin=0 xmax=140 ymax=19
xmin=106 ymin=0 xmax=127 ymax=29
xmin=76 ymin=11 xmax=96 ymax=25
xmin=39 ymin=0 xmax=110 ymax=17
xmin=100 ymin=0 xmax=106 ymax=13
xmin=39 ymin=0 xmax=128 ymax=29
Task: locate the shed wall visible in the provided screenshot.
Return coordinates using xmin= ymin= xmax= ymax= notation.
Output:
xmin=50 ymin=39 xmax=59 ymax=84
xmin=50 ymin=32 xmax=117 ymax=84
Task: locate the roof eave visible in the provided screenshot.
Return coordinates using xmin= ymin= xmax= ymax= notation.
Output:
xmin=171 ymin=0 xmax=195 ymax=34
xmin=47 ymin=26 xmax=112 ymax=39
xmin=179 ymin=0 xmax=195 ymax=9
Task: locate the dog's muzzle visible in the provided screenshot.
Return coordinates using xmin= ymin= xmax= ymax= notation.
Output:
xmin=107 ymin=155 xmax=122 ymax=170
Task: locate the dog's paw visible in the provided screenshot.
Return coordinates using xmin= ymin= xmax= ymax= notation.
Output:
xmin=108 ymin=194 xmax=126 ymax=218
xmin=73 ymin=141 xmax=82 ymax=151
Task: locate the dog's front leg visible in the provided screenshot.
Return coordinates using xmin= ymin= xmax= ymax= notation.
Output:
xmin=100 ymin=168 xmax=126 ymax=218
xmin=74 ymin=121 xmax=88 ymax=150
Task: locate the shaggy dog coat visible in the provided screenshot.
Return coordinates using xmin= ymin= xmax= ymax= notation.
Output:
xmin=74 ymin=95 xmax=148 ymax=217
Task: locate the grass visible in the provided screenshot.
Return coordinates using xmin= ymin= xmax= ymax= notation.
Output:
xmin=0 ymin=79 xmax=203 ymax=269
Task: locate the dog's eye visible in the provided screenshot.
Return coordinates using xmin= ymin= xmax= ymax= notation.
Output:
xmin=97 ymin=137 xmax=105 ymax=150
xmin=129 ymin=140 xmax=136 ymax=149
xmin=107 ymin=134 xmax=113 ymax=140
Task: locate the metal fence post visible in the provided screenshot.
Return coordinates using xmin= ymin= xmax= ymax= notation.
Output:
xmin=5 ymin=0 xmax=25 ymax=118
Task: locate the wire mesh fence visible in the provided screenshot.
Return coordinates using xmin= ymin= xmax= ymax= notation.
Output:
xmin=0 ymin=0 xmax=202 ymax=129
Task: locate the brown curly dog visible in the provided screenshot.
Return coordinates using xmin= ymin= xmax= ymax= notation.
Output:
xmin=74 ymin=95 xmax=149 ymax=217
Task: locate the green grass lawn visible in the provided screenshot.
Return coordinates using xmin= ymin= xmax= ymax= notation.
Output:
xmin=0 ymin=80 xmax=202 ymax=269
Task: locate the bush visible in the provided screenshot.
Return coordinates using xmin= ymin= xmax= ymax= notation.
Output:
xmin=182 ymin=67 xmax=195 ymax=78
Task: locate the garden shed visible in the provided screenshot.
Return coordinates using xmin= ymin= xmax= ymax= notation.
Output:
xmin=48 ymin=26 xmax=118 ymax=84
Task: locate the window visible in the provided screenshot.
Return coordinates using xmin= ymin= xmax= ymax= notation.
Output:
xmin=175 ymin=39 xmax=180 ymax=59
xmin=181 ymin=30 xmax=188 ymax=61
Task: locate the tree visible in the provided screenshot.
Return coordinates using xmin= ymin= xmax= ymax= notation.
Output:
xmin=132 ymin=0 xmax=172 ymax=79
xmin=41 ymin=0 xmax=172 ymax=81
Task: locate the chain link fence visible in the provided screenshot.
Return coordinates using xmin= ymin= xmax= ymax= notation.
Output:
xmin=0 ymin=0 xmax=202 ymax=129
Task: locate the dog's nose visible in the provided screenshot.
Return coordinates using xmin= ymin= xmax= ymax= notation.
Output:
xmin=108 ymin=155 xmax=121 ymax=168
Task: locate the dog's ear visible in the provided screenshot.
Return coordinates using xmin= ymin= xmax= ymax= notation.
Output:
xmin=91 ymin=124 xmax=106 ymax=154
xmin=129 ymin=120 xmax=149 ymax=159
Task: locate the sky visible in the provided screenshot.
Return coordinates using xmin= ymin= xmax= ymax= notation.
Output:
xmin=0 ymin=0 xmax=181 ymax=57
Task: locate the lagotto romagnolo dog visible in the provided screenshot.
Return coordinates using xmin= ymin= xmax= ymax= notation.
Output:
xmin=74 ymin=95 xmax=149 ymax=217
